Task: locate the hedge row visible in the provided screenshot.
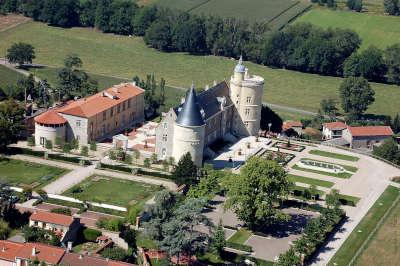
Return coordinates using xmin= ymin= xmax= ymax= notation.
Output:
xmin=226 ymin=241 xmax=253 ymax=253
xmin=99 ymin=163 xmax=171 ymax=180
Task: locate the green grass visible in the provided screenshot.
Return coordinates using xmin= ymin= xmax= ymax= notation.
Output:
xmin=296 ymin=8 xmax=400 ymax=50
xmin=328 ymin=186 xmax=400 ymax=266
xmin=302 ymin=158 xmax=359 ymax=172
xmin=0 ymin=158 xmax=68 ymax=187
xmin=292 ymin=164 xmax=353 ymax=179
xmin=155 ymin=0 xmax=311 ymax=28
xmin=309 ymin=149 xmax=359 ymax=162
xmin=0 ymin=64 xmax=23 ymax=88
xmin=62 ymin=175 xmax=161 ymax=207
xmin=227 ymin=228 xmax=252 ymax=244
xmin=1 ymin=21 xmax=400 ymax=116
xmin=136 ymin=231 xmax=158 ymax=249
xmin=288 ymin=174 xmax=335 ymax=188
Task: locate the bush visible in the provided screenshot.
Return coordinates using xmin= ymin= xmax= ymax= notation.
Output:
xmin=50 ymin=207 xmax=71 ymax=216
xmin=83 ymin=228 xmax=102 ymax=242
xmin=27 ymin=137 xmax=35 ymax=146
xmin=101 ymin=247 xmax=127 ymax=261
xmin=89 ymin=141 xmax=97 ymax=151
xmin=96 ymin=218 xmax=124 ymax=232
xmin=45 ymin=139 xmax=53 ymax=149
xmin=80 ymin=145 xmax=89 ymax=157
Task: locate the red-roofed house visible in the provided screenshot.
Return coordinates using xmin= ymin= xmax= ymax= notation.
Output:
xmin=0 ymin=240 xmax=65 ymax=266
xmin=29 ymin=212 xmax=81 ymax=244
xmin=34 ymin=83 xmax=145 ymax=147
xmin=282 ymin=121 xmax=303 ymax=136
xmin=322 ymin=121 xmax=347 ymax=140
xmin=343 ymin=126 xmax=394 ymax=149
xmin=60 ymin=252 xmax=136 ymax=266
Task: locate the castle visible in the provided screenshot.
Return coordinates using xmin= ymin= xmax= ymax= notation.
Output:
xmin=155 ymin=57 xmax=264 ymax=166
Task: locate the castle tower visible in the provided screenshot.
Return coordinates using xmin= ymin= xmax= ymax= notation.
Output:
xmin=229 ymin=56 xmax=264 ymax=137
xmin=172 ymin=84 xmax=205 ymax=167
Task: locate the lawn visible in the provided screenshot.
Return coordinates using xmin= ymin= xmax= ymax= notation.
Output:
xmin=227 ymin=228 xmax=252 ymax=244
xmin=295 ymin=8 xmax=400 ymax=50
xmin=155 ymin=0 xmax=311 ymax=28
xmin=355 ymin=192 xmax=400 ymax=265
xmin=62 ymin=175 xmax=161 ymax=207
xmin=328 ymin=185 xmax=400 ymax=266
xmin=1 ymin=21 xmax=400 ymax=116
xmin=0 ymin=158 xmax=68 ymax=187
xmin=309 ymin=150 xmax=359 ymax=162
xmin=292 ymin=164 xmax=353 ymax=179
xmin=0 ymin=65 xmax=23 ymax=88
xmin=287 ymin=174 xmax=335 ymax=188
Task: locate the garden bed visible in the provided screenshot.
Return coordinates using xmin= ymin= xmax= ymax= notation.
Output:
xmin=259 ymin=150 xmax=295 ymax=166
xmin=273 ymin=141 xmax=305 ymax=152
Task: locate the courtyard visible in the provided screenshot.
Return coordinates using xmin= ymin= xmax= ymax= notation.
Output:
xmin=0 ymin=157 xmax=68 ymax=188
xmin=62 ymin=175 xmax=162 ymax=207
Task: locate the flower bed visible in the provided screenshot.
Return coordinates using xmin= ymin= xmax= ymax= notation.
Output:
xmin=298 ymin=159 xmax=346 ymax=174
xmin=259 ymin=150 xmax=295 ymax=166
xmin=273 ymin=141 xmax=305 ymax=152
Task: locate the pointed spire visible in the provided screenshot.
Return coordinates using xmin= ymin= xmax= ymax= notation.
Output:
xmin=235 ymin=55 xmax=245 ymax=73
xmin=176 ymin=83 xmax=205 ymax=127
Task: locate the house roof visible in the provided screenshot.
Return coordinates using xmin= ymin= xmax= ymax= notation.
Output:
xmin=34 ymin=110 xmax=67 ymax=125
xmin=0 ymin=240 xmax=23 ymax=262
xmin=30 ymin=211 xmax=75 ymax=227
xmin=60 ymin=253 xmax=136 ymax=266
xmin=57 ymin=83 xmax=144 ymax=118
xmin=16 ymin=242 xmax=65 ymax=265
xmin=175 ymin=84 xmax=205 ymax=127
xmin=282 ymin=121 xmax=303 ymax=131
xmin=347 ymin=126 xmax=394 ymax=137
xmin=323 ymin=121 xmax=347 ymax=130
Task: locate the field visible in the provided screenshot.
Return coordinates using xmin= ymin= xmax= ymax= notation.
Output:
xmin=0 ymin=65 xmax=23 ymax=88
xmin=0 ymin=158 xmax=68 ymax=187
xmin=63 ymin=175 xmax=161 ymax=206
xmin=329 ymin=185 xmax=400 ymax=265
xmin=295 ymin=8 xmax=400 ymax=50
xmin=155 ymin=0 xmax=311 ymax=29
xmin=1 ymin=21 xmax=400 ymax=116
xmin=0 ymin=14 xmax=30 ymax=31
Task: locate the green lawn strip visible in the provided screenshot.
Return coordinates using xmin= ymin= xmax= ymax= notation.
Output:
xmin=309 ymin=149 xmax=359 ymax=162
xmin=292 ymin=164 xmax=352 ymax=179
xmin=0 ymin=158 xmax=68 ymax=188
xmin=328 ymin=186 xmax=400 ymax=266
xmin=63 ymin=175 xmax=161 ymax=207
xmin=338 ymin=193 xmax=361 ymax=206
xmin=1 ymin=21 xmax=399 ymax=117
xmin=0 ymin=64 xmax=23 ymax=88
xmin=227 ymin=228 xmax=252 ymax=244
xmin=288 ymin=174 xmax=334 ymax=188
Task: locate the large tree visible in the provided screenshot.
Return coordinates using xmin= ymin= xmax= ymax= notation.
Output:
xmin=385 ymin=44 xmax=400 ymax=85
xmin=0 ymin=99 xmax=25 ymax=151
xmin=225 ymin=156 xmax=291 ymax=229
xmin=6 ymin=42 xmax=35 ymax=67
xmin=339 ymin=77 xmax=375 ymax=118
xmin=373 ymin=138 xmax=400 ymax=165
xmin=171 ymin=152 xmax=198 ymax=185
xmin=384 ymin=0 xmax=399 ymax=15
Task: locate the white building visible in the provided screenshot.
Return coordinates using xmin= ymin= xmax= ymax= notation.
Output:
xmin=155 ymin=57 xmax=264 ymax=166
xmin=322 ymin=121 xmax=347 ymax=140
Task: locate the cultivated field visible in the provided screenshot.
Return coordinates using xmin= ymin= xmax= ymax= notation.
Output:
xmin=296 ymin=8 xmax=400 ymax=50
xmin=63 ymin=175 xmax=161 ymax=206
xmin=155 ymin=0 xmax=311 ymax=29
xmin=0 ymin=158 xmax=68 ymax=188
xmin=0 ymin=14 xmax=30 ymax=32
xmin=1 ymin=21 xmax=400 ymax=116
xmin=0 ymin=65 xmax=23 ymax=88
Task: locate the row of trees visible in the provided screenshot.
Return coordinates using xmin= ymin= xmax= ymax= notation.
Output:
xmin=384 ymin=0 xmax=400 ymax=15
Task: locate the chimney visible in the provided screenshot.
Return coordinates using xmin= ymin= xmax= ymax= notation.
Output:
xmin=67 ymin=241 xmax=73 ymax=252
xmin=32 ymin=247 xmax=36 ymax=256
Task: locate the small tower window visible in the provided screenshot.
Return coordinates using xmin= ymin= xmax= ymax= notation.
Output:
xmin=246 ymin=97 xmax=251 ymax=103
xmin=245 ymin=108 xmax=250 ymax=116
xmin=244 ymin=122 xmax=249 ymax=127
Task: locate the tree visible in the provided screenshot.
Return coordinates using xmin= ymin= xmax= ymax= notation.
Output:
xmin=62 ymin=143 xmax=72 ymax=153
xmin=0 ymin=220 xmax=10 ymax=240
xmin=385 ymin=44 xmax=400 ymax=85
xmin=347 ymin=0 xmax=363 ymax=12
xmin=54 ymin=136 xmax=62 ymax=147
xmin=83 ymin=228 xmax=102 ymax=242
xmin=187 ymin=169 xmax=224 ymax=200
xmin=132 ymin=5 xmax=158 ymax=36
xmin=144 ymin=19 xmax=172 ymax=51
xmin=384 ymin=0 xmax=399 ymax=15
xmin=94 ymin=0 xmax=111 ymax=32
xmin=108 ymin=0 xmax=137 ymax=35
xmin=171 ymin=152 xmax=198 ymax=185
xmin=89 ymin=141 xmax=97 ymax=151
xmin=0 ymin=99 xmax=25 ymax=151
xmin=6 ymin=42 xmax=35 ymax=67
xmin=326 ymin=189 xmax=341 ymax=209
xmin=101 ymin=247 xmax=128 ymax=261
xmin=392 ymin=113 xmax=400 ymax=133
xmin=277 ymin=247 xmax=301 ymax=266
xmin=373 ymin=138 xmax=400 ymax=165
xmin=260 ymin=104 xmax=283 ymax=133
xmin=22 ymin=226 xmax=60 ymax=246
xmin=40 ymin=0 xmax=79 ymax=27
xmin=143 ymin=158 xmax=151 ymax=168
xmin=159 ymin=198 xmax=210 ymax=263
xmin=0 ymin=183 xmax=15 ymax=220
xmin=150 ymin=153 xmax=158 ymax=164
xmin=27 ymin=137 xmax=35 ymax=147
xmin=211 ymin=220 xmax=226 ymax=256
xmin=320 ymin=98 xmax=338 ymax=117
xmin=80 ymin=145 xmax=89 ymax=156
xmin=45 ymin=139 xmax=53 ymax=150
xmin=225 ymin=156 xmax=291 ymax=229
xmin=339 ymin=77 xmax=375 ymax=118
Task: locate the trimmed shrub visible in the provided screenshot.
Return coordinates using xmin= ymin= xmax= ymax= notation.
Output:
xmin=83 ymin=228 xmax=102 ymax=242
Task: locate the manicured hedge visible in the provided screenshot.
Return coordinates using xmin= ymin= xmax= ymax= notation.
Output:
xmin=48 ymin=153 xmax=91 ymax=165
xmin=226 ymin=241 xmax=253 ymax=253
xmin=100 ymin=163 xmax=171 ymax=179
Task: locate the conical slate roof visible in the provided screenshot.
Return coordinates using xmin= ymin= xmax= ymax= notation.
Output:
xmin=176 ymin=84 xmax=205 ymax=127
xmin=234 ymin=55 xmax=246 ymax=73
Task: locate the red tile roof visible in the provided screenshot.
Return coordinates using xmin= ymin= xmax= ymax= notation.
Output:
xmin=282 ymin=121 xmax=303 ymax=131
xmin=30 ymin=211 xmax=75 ymax=227
xmin=0 ymin=241 xmax=23 ymax=262
xmin=60 ymin=253 xmax=136 ymax=266
xmin=58 ymin=83 xmax=144 ymax=118
xmin=323 ymin=121 xmax=347 ymax=130
xmin=34 ymin=110 xmax=67 ymax=125
xmin=347 ymin=126 xmax=394 ymax=137
xmin=16 ymin=242 xmax=65 ymax=264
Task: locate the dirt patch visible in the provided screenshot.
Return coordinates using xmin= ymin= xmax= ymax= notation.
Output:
xmin=0 ymin=14 xmax=31 ymax=32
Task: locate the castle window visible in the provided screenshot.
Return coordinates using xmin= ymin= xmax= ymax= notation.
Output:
xmin=117 ymin=104 xmax=121 ymax=113
xmin=245 ymin=122 xmax=249 ymax=127
xmin=163 ymin=134 xmax=167 ymax=141
xmin=110 ymin=107 xmax=114 ymax=117
xmin=246 ymin=97 xmax=251 ymax=103
xmin=76 ymin=120 xmax=81 ymax=127
xmin=128 ymin=99 xmax=131 ymax=108
xmin=103 ymin=111 xmax=106 ymax=120
xmin=163 ymin=123 xmax=167 ymax=129
xmin=245 ymin=108 xmax=250 ymax=116
xmin=123 ymin=101 xmax=126 ymax=111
